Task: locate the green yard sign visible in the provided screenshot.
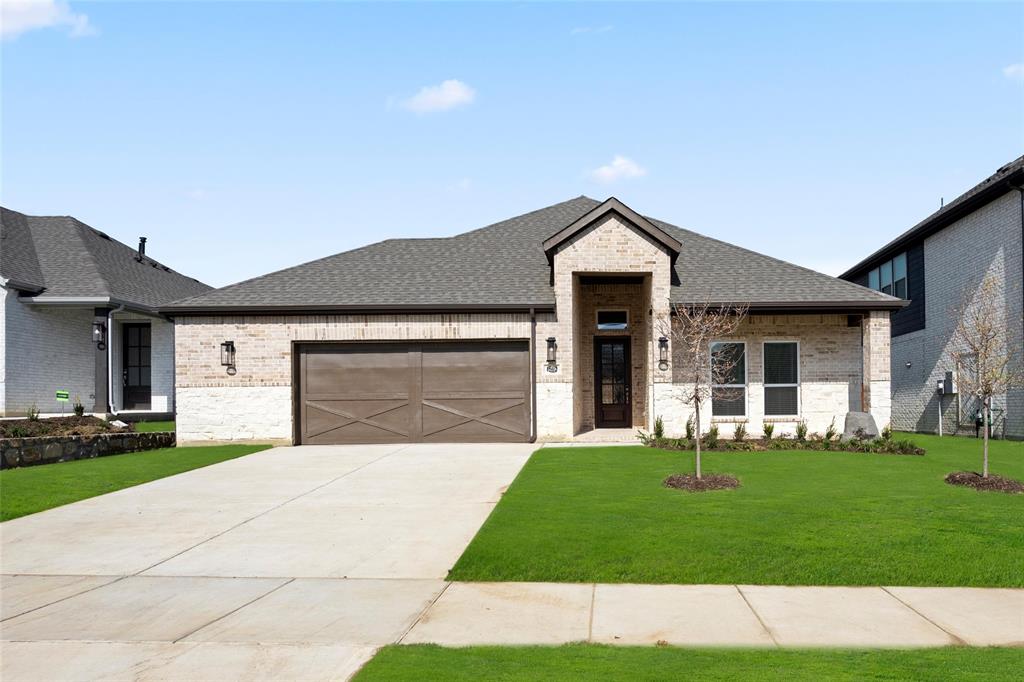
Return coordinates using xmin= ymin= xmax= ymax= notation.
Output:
xmin=55 ymin=390 xmax=70 ymax=402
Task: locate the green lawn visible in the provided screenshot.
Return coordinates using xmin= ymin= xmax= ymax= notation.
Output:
xmin=355 ymin=644 xmax=1024 ymax=681
xmin=133 ymin=420 xmax=175 ymax=432
xmin=0 ymin=445 xmax=270 ymax=521
xmin=449 ymin=434 xmax=1023 ymax=586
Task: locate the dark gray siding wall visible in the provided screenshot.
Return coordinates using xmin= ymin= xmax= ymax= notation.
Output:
xmin=849 ymin=241 xmax=926 ymax=338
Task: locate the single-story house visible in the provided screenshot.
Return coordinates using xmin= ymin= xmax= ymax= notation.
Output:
xmin=162 ymin=197 xmax=904 ymax=444
xmin=1 ymin=207 xmax=211 ymax=418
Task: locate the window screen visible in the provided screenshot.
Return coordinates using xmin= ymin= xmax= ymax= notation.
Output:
xmin=764 ymin=342 xmax=798 ymax=416
xmin=711 ymin=342 xmax=746 ymax=416
xmin=597 ymin=310 xmax=628 ymax=330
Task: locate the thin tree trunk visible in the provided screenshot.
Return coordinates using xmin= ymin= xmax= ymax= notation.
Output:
xmin=983 ymin=398 xmax=990 ymax=478
xmin=694 ymin=401 xmax=702 ymax=480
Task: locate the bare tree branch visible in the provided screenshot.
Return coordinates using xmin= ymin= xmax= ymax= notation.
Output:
xmin=659 ymin=300 xmax=749 ymax=479
xmin=950 ymin=275 xmax=1024 ymax=477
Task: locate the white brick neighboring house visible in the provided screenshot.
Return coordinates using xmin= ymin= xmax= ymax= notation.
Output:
xmin=164 ymin=197 xmax=902 ymax=445
xmin=0 ymin=208 xmax=211 ymax=418
xmin=841 ymin=156 xmax=1024 ymax=439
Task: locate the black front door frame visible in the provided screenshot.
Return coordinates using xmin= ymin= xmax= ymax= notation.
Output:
xmin=121 ymin=322 xmax=152 ymax=410
xmin=594 ymin=336 xmax=632 ymax=428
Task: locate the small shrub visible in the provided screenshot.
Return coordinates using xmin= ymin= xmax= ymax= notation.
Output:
xmin=8 ymin=426 xmax=28 ymax=438
xmin=881 ymin=423 xmax=892 ymax=440
xmin=636 ymin=430 xmax=654 ymax=446
xmin=762 ymin=422 xmax=775 ymax=440
xmin=795 ymin=420 xmax=808 ymax=441
xmin=685 ymin=414 xmax=695 ymax=440
xmin=767 ymin=438 xmax=789 ymax=450
xmin=703 ymin=424 xmax=720 ymax=450
xmin=73 ymin=396 xmax=85 ymax=417
xmin=654 ymin=416 xmax=665 ymax=439
xmin=733 ymin=421 xmax=747 ymax=442
xmin=26 ymin=403 xmax=40 ymax=421
xmin=824 ymin=417 xmax=838 ymax=442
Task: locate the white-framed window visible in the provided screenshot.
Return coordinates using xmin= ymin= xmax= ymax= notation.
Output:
xmin=763 ymin=341 xmax=799 ymax=416
xmin=867 ymin=252 xmax=907 ymax=299
xmin=596 ymin=309 xmax=629 ymax=330
xmin=710 ymin=341 xmax=746 ymax=417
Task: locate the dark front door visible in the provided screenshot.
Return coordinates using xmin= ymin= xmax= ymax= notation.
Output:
xmin=122 ymin=323 xmax=151 ymax=410
xmin=594 ymin=337 xmax=631 ymax=428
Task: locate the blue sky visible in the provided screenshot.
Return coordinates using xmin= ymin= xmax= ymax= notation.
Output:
xmin=3 ymin=1 xmax=1022 ymax=288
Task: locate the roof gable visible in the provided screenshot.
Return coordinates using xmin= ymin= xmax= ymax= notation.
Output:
xmin=541 ymin=197 xmax=681 ymax=262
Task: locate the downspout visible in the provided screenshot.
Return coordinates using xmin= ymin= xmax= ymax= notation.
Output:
xmin=529 ymin=307 xmax=538 ymax=443
xmin=106 ymin=304 xmax=125 ymax=416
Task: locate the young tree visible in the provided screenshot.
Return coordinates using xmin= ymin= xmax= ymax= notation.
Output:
xmin=661 ymin=301 xmax=749 ymax=479
xmin=950 ymin=275 xmax=1024 ymax=478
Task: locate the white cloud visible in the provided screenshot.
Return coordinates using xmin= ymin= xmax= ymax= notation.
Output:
xmin=1003 ymin=63 xmax=1024 ymax=81
xmin=1 ymin=0 xmax=95 ymax=40
xmin=588 ymin=155 xmax=647 ymax=184
xmin=399 ymin=79 xmax=476 ymax=114
xmin=571 ymin=25 xmax=613 ymax=36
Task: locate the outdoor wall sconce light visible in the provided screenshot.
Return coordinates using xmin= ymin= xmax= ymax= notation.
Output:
xmin=546 ymin=337 xmax=557 ymax=372
xmin=92 ymin=321 xmax=106 ymax=350
xmin=658 ymin=336 xmax=669 ymax=371
xmin=221 ymin=340 xmax=237 ymax=375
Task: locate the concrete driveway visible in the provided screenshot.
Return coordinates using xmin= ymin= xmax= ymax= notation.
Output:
xmin=0 ymin=443 xmax=534 ymax=681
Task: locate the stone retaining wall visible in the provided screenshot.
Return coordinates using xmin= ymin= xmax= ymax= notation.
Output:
xmin=1 ymin=431 xmax=176 ymax=469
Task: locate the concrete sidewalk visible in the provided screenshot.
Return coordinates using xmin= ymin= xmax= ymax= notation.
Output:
xmin=402 ymin=582 xmax=1024 ymax=648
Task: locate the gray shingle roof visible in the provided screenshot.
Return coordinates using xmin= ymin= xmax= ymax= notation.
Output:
xmin=164 ymin=196 xmax=901 ymax=313
xmin=1 ymin=207 xmax=211 ymax=309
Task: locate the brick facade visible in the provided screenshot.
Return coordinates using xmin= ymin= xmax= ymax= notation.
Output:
xmin=888 ymin=191 xmax=1023 ymax=438
xmin=173 ymin=214 xmax=892 ymax=443
xmin=0 ymin=291 xmax=176 ymax=417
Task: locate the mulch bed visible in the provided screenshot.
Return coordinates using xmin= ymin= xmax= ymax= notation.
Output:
xmin=944 ymin=471 xmax=1024 ymax=494
xmin=664 ymin=473 xmax=740 ymax=492
xmin=0 ymin=416 xmax=130 ymax=439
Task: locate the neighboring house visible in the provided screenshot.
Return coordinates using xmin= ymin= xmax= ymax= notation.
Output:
xmin=840 ymin=157 xmax=1024 ymax=439
xmin=164 ymin=197 xmax=902 ymax=445
xmin=0 ymin=208 xmax=212 ymax=418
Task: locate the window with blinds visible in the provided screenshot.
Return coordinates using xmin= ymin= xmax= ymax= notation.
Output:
xmin=764 ymin=342 xmax=799 ymax=416
xmin=711 ymin=341 xmax=746 ymax=416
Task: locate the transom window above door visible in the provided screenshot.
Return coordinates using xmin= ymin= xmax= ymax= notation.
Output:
xmin=596 ymin=310 xmax=629 ymax=330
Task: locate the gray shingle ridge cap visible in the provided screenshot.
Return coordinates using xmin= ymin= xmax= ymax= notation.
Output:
xmin=452 ymin=195 xmax=600 ymax=240
xmin=650 ymin=216 xmax=899 ymax=303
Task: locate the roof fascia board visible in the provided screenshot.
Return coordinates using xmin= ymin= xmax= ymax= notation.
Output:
xmin=159 ymin=303 xmax=557 ymax=316
xmin=19 ymin=295 xmax=158 ymax=315
xmin=0 ymin=277 xmax=45 ymax=295
xmin=542 ymin=197 xmax=682 ymax=258
xmin=840 ymin=169 xmax=1024 ymax=279
xmin=669 ymin=300 xmax=908 ymax=312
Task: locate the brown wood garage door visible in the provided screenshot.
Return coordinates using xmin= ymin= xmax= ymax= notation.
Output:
xmin=297 ymin=341 xmax=530 ymax=444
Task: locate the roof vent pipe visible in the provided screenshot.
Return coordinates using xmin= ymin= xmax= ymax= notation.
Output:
xmin=137 ymin=237 xmax=147 ymax=260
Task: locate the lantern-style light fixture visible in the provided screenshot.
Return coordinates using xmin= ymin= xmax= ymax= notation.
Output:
xmin=546 ymin=337 xmax=557 ymax=371
xmin=658 ymin=336 xmax=669 ymax=371
xmin=92 ymin=321 xmax=106 ymax=350
xmin=221 ymin=340 xmax=236 ymax=374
